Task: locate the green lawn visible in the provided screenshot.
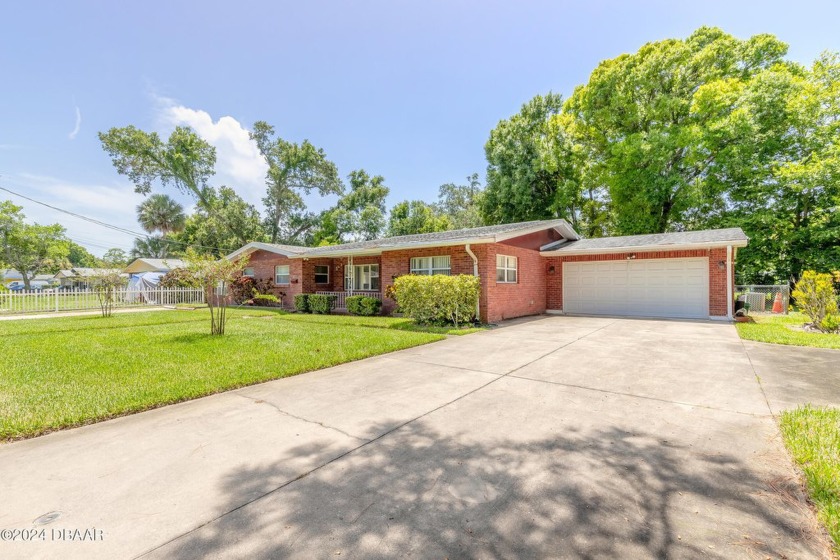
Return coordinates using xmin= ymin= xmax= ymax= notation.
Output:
xmin=780 ymin=406 xmax=840 ymax=555
xmin=735 ymin=312 xmax=840 ymax=350
xmin=0 ymin=308 xmax=457 ymax=440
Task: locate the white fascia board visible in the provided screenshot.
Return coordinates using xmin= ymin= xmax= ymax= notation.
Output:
xmin=540 ymin=240 xmax=749 ymax=257
xmin=226 ymin=242 xmax=305 ymax=261
xmin=291 ymin=237 xmax=498 ymax=259
xmin=493 ymin=220 xmax=577 ymax=242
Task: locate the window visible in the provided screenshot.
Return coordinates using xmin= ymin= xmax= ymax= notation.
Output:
xmin=410 ymin=255 xmax=450 ymax=275
xmin=243 ymin=267 xmax=255 ymax=278
xmin=496 ymin=255 xmax=517 ymax=283
xmin=345 ymin=264 xmax=379 ymax=291
xmin=314 ymin=265 xmax=330 ymax=284
xmin=275 ymin=265 xmax=290 ymax=285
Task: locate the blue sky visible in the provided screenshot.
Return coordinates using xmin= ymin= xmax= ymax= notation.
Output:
xmin=2 ymin=1 xmax=839 ymax=256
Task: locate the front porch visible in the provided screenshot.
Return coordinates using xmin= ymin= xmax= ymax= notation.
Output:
xmin=315 ymin=290 xmax=382 ymax=311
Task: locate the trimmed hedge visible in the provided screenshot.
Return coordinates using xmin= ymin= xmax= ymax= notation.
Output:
xmin=393 ymin=274 xmax=479 ymax=327
xmin=308 ymin=294 xmax=336 ymax=314
xmin=346 ymin=295 xmax=382 ymax=316
xmin=294 ymin=294 xmax=310 ymax=313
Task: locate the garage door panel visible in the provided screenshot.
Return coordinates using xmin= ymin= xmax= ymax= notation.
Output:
xmin=563 ymin=258 xmax=709 ymax=319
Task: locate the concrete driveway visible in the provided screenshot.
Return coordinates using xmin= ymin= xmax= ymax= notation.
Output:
xmin=0 ymin=316 xmax=830 ymax=559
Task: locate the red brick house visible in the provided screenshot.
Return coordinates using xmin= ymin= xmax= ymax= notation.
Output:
xmin=226 ymin=220 xmax=748 ymax=323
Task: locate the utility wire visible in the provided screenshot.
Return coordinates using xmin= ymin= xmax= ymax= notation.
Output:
xmin=0 ymin=184 xmax=230 ymax=254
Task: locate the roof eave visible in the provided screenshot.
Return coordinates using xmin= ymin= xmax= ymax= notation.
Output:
xmin=226 ymin=242 xmax=305 ymax=261
xmin=292 ymin=237 xmax=499 ymax=259
xmin=541 ymin=239 xmax=749 ymax=257
xmin=492 ymin=219 xmax=579 ymax=242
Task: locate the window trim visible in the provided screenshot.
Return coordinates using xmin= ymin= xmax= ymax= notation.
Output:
xmin=496 ymin=254 xmax=518 ymax=284
xmin=243 ymin=267 xmax=255 ymax=278
xmin=314 ymin=264 xmax=330 ymax=284
xmin=345 ymin=264 xmax=380 ymax=291
xmin=274 ymin=264 xmax=290 ymax=286
xmin=410 ymin=255 xmax=451 ymax=276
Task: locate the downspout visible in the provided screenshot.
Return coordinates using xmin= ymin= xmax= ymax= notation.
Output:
xmin=465 ymin=244 xmax=480 ymax=320
xmin=726 ymin=245 xmax=733 ymax=320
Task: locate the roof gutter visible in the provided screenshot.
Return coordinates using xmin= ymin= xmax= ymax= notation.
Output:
xmin=289 ymin=237 xmax=498 ymax=259
xmin=465 ymin=243 xmax=480 ymax=320
xmin=540 ymin=240 xmax=749 ymax=257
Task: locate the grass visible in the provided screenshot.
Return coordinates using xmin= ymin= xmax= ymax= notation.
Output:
xmin=780 ymin=406 xmax=840 ymax=555
xmin=735 ymin=312 xmax=840 ymax=350
xmin=0 ymin=308 xmax=471 ymax=440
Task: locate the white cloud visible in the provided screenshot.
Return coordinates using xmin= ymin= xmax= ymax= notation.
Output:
xmin=68 ymin=106 xmax=82 ymax=140
xmin=152 ymin=95 xmax=268 ymax=205
xmin=8 ymin=173 xmax=145 ymax=256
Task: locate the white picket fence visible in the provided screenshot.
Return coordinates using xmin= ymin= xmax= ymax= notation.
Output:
xmin=0 ymin=288 xmax=205 ymax=315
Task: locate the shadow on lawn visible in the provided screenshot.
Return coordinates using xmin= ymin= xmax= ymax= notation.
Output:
xmin=146 ymin=421 xmax=824 ymax=559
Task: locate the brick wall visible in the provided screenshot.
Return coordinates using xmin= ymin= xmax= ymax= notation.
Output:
xmin=235 ymin=250 xmax=302 ymax=308
xmin=483 ymin=243 xmax=546 ymax=322
xmin=380 ymin=246 xmax=481 ymax=316
xmin=544 ymin=249 xmax=732 ymax=317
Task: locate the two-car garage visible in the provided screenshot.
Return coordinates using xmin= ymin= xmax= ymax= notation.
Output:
xmin=561 ymin=257 xmax=711 ymax=319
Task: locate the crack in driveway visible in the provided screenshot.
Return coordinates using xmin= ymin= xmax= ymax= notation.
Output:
xmin=135 ymin=320 xmax=616 ymax=559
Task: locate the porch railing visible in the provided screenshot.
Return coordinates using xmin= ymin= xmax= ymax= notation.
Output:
xmin=316 ymin=291 xmax=381 ymax=310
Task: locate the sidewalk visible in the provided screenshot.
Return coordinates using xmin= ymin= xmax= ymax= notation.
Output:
xmin=0 ymin=306 xmax=172 ymax=321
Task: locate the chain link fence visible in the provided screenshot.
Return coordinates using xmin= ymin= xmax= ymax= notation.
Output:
xmin=735 ymin=284 xmax=790 ymax=315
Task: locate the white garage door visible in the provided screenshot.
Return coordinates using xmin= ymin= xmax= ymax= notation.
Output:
xmin=563 ymin=258 xmax=709 ymax=319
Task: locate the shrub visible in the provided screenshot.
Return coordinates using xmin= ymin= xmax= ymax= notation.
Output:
xmin=160 ymin=268 xmax=200 ymax=289
xmin=822 ymin=313 xmax=840 ymax=333
xmin=294 ymin=294 xmax=310 ymax=313
xmin=230 ymin=276 xmax=276 ymax=304
xmin=252 ymin=293 xmax=281 ymax=307
xmin=793 ymin=271 xmax=839 ymax=332
xmin=308 ymin=294 xmax=335 ymax=314
xmin=394 ymin=274 xmax=479 ymax=328
xmin=346 ymin=295 xmax=382 ymax=316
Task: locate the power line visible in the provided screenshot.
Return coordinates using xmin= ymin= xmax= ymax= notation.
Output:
xmin=0 ymin=184 xmax=230 ymax=254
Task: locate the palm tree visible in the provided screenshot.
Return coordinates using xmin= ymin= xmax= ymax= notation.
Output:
xmin=130 ymin=236 xmax=175 ymax=258
xmin=137 ymin=194 xmax=186 ymax=235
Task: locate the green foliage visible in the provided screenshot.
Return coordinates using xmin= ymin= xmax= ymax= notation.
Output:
xmin=780 ymin=406 xmax=840 ymax=554
xmin=252 ymin=293 xmax=281 ymax=307
xmin=436 ymin=174 xmax=485 ymax=230
xmin=294 ymin=293 xmax=310 ymax=313
xmin=169 ymin=186 xmax=266 ymax=257
xmin=66 ymin=241 xmax=99 ymax=268
xmin=307 ymin=293 xmax=335 ymax=314
xmin=736 ymin=312 xmax=840 ymax=350
xmin=160 ymin=268 xmax=201 ymax=289
xmin=102 ymin=248 xmax=129 ymax=268
xmin=0 ymin=200 xmax=69 ymax=289
xmin=99 ymin=125 xmax=217 ymax=208
xmin=137 ymin=194 xmax=186 ymax=235
xmin=317 ymin=170 xmax=389 ymax=243
xmin=90 ymin=272 xmax=127 ymax=318
xmin=184 ymin=249 xmax=250 ymax=335
xmin=387 ymin=200 xmax=451 ymax=237
xmin=793 ymin=271 xmax=839 ymax=331
xmin=0 ymin=309 xmax=443 ymax=440
xmin=393 ymin=274 xmax=480 ymax=328
xmin=822 ymin=313 xmax=840 ymax=333
xmin=482 ymin=27 xmax=840 ymax=282
xmin=251 ymin=121 xmax=343 ymax=244
xmin=131 ymin=235 xmax=178 ymax=259
xmin=346 ymin=295 xmax=382 ymax=316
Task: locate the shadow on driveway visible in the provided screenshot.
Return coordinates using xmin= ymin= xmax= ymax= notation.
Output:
xmin=144 ymin=421 xmax=826 ymax=559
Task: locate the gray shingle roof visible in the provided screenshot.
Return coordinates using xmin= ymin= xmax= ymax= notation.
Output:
xmin=301 ymin=220 xmax=571 ymax=256
xmin=262 ymin=243 xmax=308 ymax=254
xmin=542 ymin=228 xmax=748 ymax=252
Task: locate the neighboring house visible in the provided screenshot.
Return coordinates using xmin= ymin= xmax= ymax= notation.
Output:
xmin=123 ymin=258 xmax=187 ymax=275
xmin=226 ymin=220 xmax=748 ymax=322
xmin=54 ymin=268 xmax=126 ymax=290
xmin=2 ymin=269 xmax=54 ymax=286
